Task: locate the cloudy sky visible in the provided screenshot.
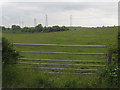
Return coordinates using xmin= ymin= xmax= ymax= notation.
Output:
xmin=1 ymin=1 xmax=118 ymax=27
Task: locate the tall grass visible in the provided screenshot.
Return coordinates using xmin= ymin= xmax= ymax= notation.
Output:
xmin=3 ymin=64 xmax=119 ymax=88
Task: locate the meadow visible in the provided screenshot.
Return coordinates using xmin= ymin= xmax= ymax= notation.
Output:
xmin=2 ymin=26 xmax=118 ymax=88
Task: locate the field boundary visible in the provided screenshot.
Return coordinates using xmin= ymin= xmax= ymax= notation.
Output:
xmin=14 ymin=43 xmax=107 ymax=75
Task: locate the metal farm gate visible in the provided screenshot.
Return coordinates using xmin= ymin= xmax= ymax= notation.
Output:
xmin=13 ymin=43 xmax=108 ymax=75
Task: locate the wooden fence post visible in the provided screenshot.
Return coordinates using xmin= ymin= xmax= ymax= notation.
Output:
xmin=108 ymin=50 xmax=112 ymax=65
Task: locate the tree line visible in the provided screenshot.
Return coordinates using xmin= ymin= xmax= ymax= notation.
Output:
xmin=1 ymin=24 xmax=69 ymax=33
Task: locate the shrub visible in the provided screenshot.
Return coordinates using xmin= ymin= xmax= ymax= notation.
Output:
xmin=2 ymin=37 xmax=20 ymax=65
xmin=97 ymin=46 xmax=120 ymax=88
xmin=97 ymin=65 xmax=119 ymax=88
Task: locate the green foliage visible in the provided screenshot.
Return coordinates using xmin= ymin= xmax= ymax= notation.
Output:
xmin=97 ymin=47 xmax=119 ymax=88
xmin=111 ymin=49 xmax=118 ymax=64
xmin=118 ymin=31 xmax=120 ymax=65
xmin=35 ymin=24 xmax=43 ymax=32
xmin=21 ymin=25 xmax=69 ymax=33
xmin=43 ymin=26 xmax=69 ymax=32
xmin=2 ymin=24 xmax=69 ymax=33
xmin=2 ymin=26 xmax=6 ymax=30
xmin=97 ymin=65 xmax=120 ymax=88
xmin=12 ymin=25 xmax=21 ymax=30
xmin=0 ymin=26 xmax=10 ymax=30
xmin=2 ymin=37 xmax=20 ymax=65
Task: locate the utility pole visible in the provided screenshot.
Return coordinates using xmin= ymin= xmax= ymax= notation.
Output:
xmin=45 ymin=14 xmax=48 ymax=27
xmin=34 ymin=18 xmax=37 ymax=27
xmin=70 ymin=15 xmax=72 ymax=27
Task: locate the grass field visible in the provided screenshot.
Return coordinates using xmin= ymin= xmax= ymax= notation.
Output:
xmin=2 ymin=26 xmax=118 ymax=88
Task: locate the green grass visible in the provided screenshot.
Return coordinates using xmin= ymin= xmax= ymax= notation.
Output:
xmin=3 ymin=27 xmax=118 ymax=56
xmin=3 ymin=27 xmax=118 ymax=45
xmin=3 ymin=26 xmax=117 ymax=66
xmin=2 ymin=26 xmax=118 ymax=88
xmin=3 ymin=65 xmax=119 ymax=88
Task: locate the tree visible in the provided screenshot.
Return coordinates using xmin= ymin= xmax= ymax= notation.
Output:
xmin=12 ymin=25 xmax=21 ymax=30
xmin=35 ymin=24 xmax=43 ymax=32
xmin=2 ymin=26 xmax=6 ymax=30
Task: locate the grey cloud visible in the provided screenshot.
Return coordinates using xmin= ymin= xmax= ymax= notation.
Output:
xmin=2 ymin=2 xmax=118 ymax=27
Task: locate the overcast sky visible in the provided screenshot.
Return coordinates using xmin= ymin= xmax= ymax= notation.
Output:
xmin=1 ymin=2 xmax=118 ymax=27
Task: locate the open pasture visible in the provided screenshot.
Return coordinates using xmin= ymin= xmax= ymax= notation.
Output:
xmin=3 ymin=27 xmax=118 ymax=74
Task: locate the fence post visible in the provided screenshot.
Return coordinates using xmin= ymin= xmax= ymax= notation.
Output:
xmin=108 ymin=50 xmax=112 ymax=65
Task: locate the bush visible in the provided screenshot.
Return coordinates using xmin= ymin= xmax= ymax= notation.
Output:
xmin=97 ymin=65 xmax=120 ymax=88
xmin=2 ymin=38 xmax=22 ymax=87
xmin=19 ymin=25 xmax=69 ymax=33
xmin=96 ymin=46 xmax=120 ymax=88
xmin=2 ymin=37 xmax=20 ymax=65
